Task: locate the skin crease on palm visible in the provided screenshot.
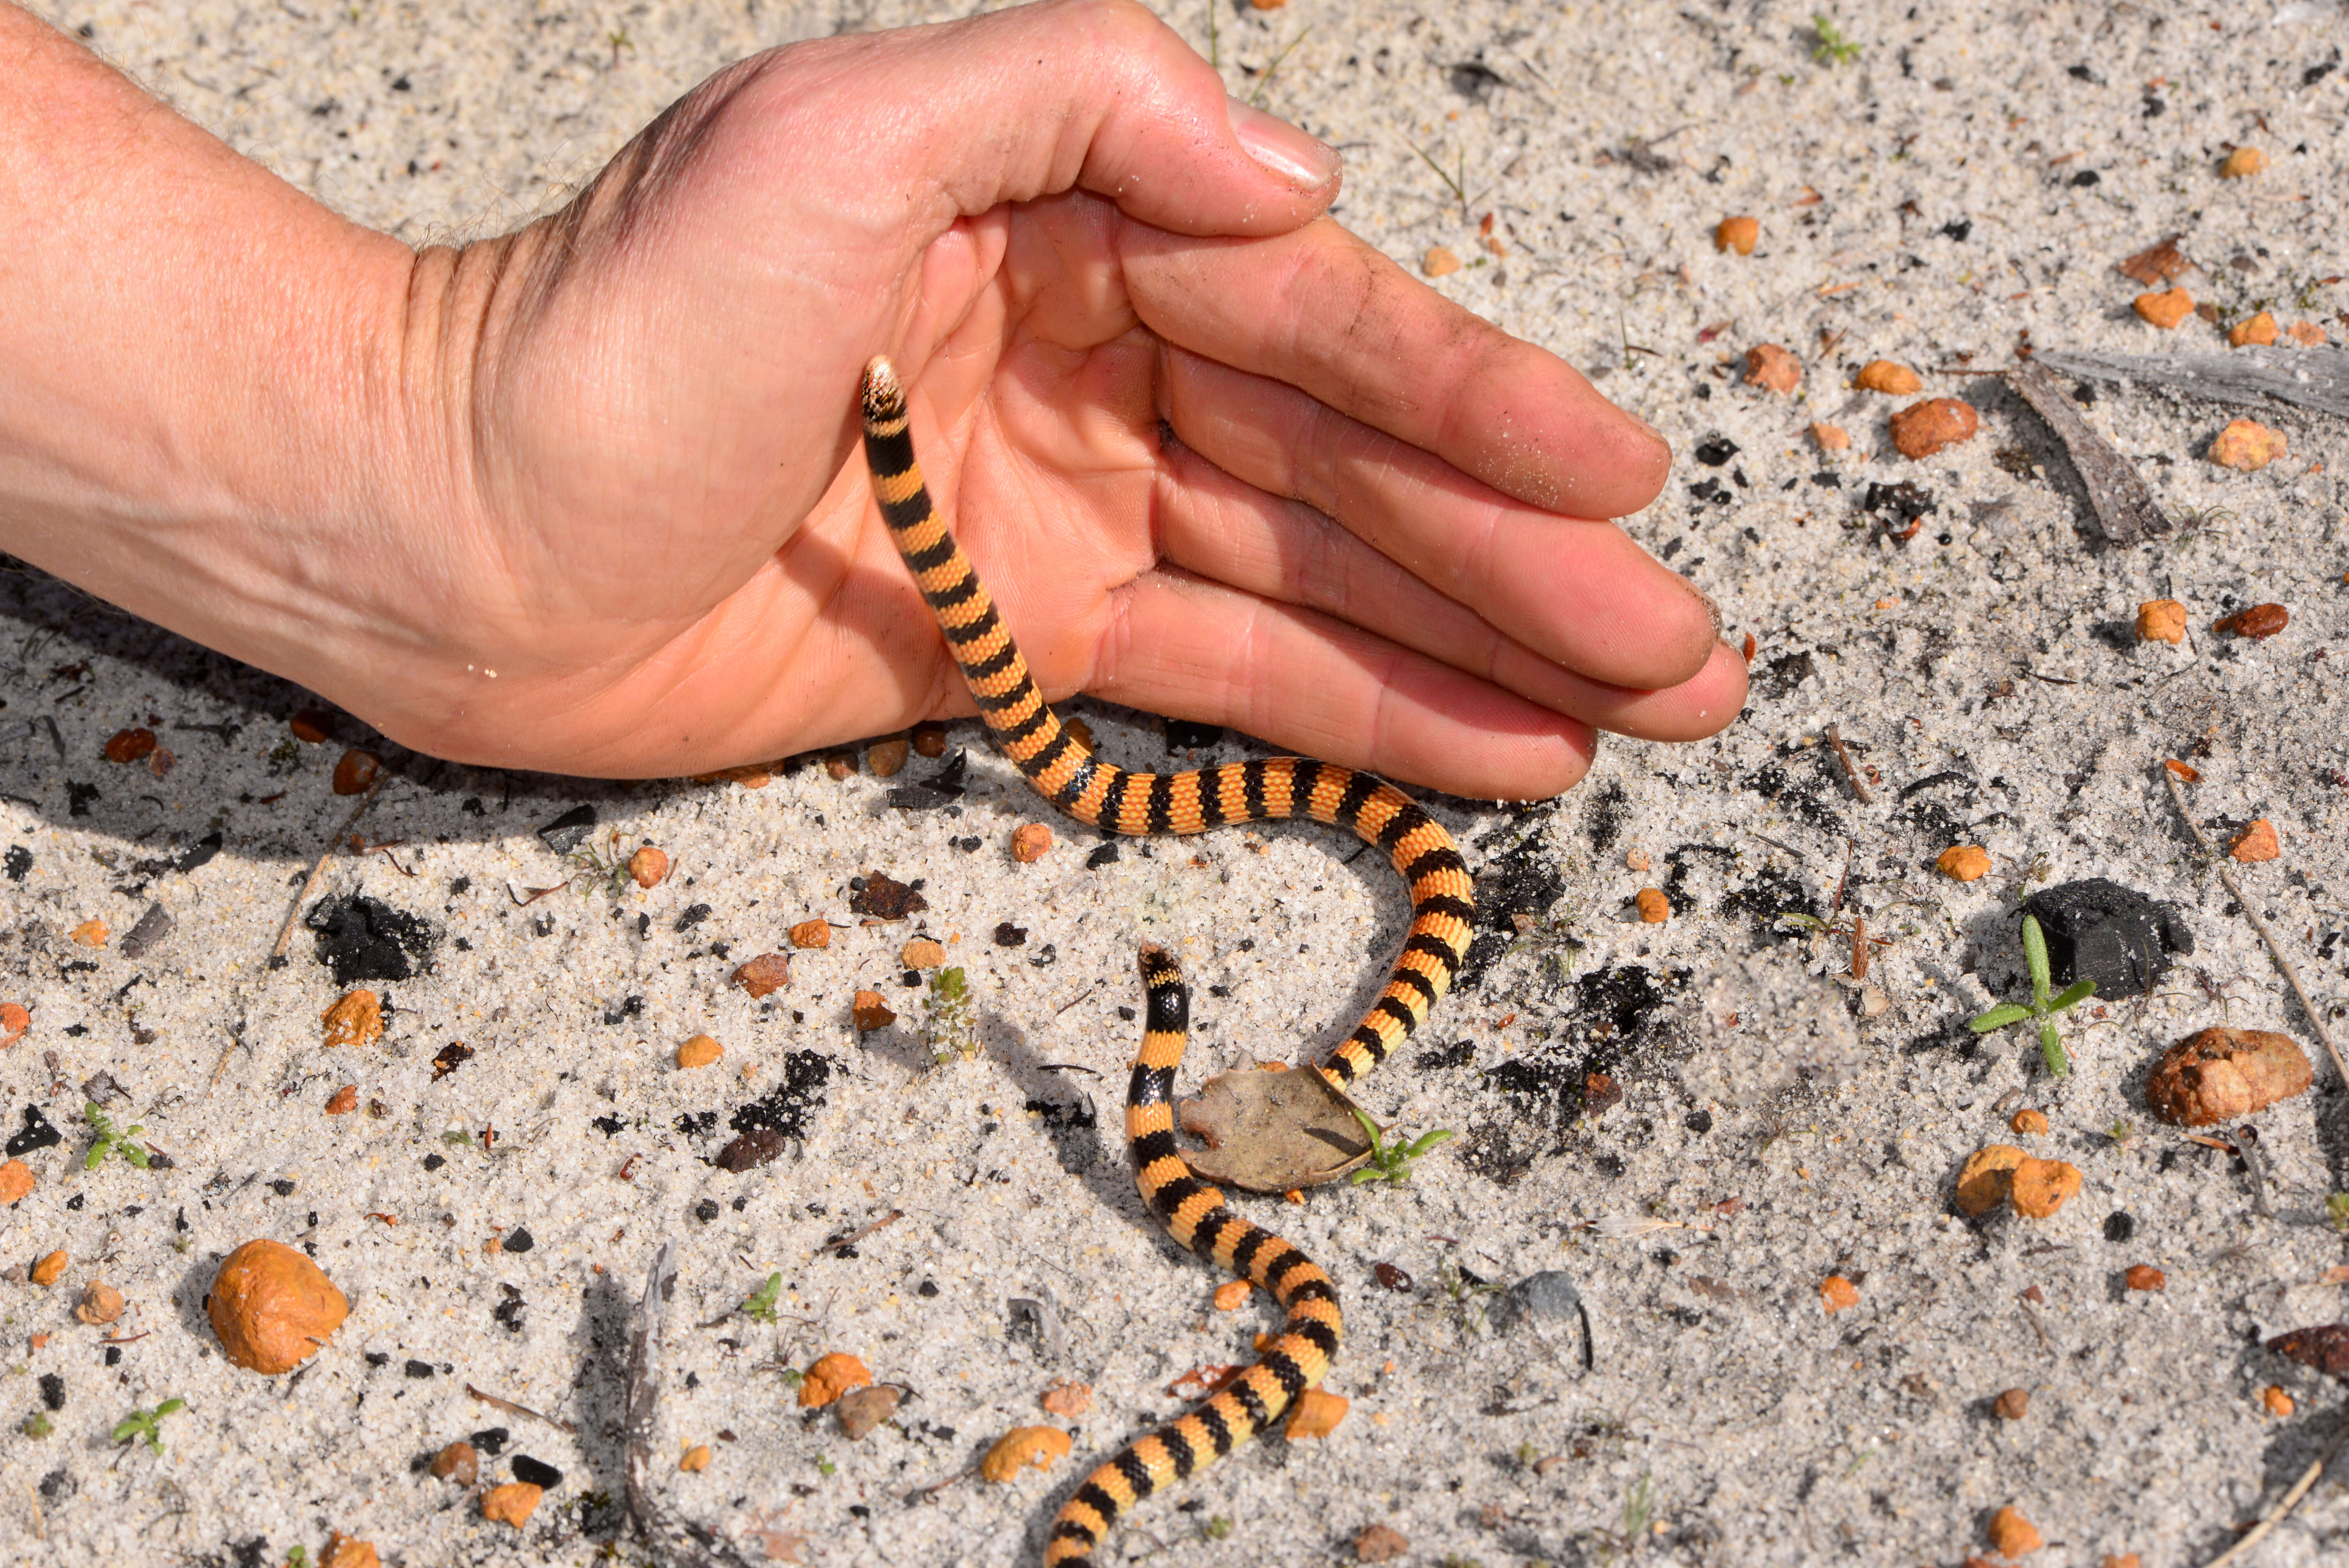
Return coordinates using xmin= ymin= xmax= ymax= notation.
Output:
xmin=4 ymin=0 xmax=1744 ymax=802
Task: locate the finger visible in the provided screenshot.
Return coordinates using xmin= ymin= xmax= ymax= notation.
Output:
xmin=1121 ymin=217 xmax=1671 ymax=522
xmin=1090 ymin=569 xmax=1599 ymax=801
xmin=776 ymin=0 xmax=1340 ymax=239
xmin=1154 ymin=443 xmax=1743 ymax=739
xmin=1158 ymin=347 xmax=1718 ymax=691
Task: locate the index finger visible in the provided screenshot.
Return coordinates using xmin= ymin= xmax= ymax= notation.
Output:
xmin=1117 ymin=216 xmax=1673 ymax=522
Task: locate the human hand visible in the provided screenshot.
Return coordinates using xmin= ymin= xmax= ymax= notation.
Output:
xmin=9 ymin=0 xmax=1741 ymax=799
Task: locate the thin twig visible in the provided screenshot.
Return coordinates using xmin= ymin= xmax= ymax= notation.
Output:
xmin=2160 ymin=766 xmax=2347 ymax=1089
xmin=1743 ymin=830 xmax=1809 ymax=862
xmin=465 ymin=1382 xmax=578 ymax=1435
xmin=1824 ymin=724 xmax=1871 ymax=804
xmin=1830 ymin=841 xmax=1855 ymax=918
xmin=819 ymin=1209 xmax=903 ymax=1256
xmin=2202 ymin=1416 xmax=2349 ymax=1567
xmin=269 ymin=773 xmax=390 ymax=963
xmin=1850 ymin=916 xmax=1870 ymax=981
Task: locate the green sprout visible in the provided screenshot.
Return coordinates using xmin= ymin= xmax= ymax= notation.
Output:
xmin=1968 ymin=914 xmax=2092 ymax=1076
xmin=2327 ymin=1194 xmax=2349 ymax=1234
xmin=21 ymin=1412 xmax=52 ymax=1438
xmin=112 ymin=1397 xmax=185 ymax=1455
xmin=286 ymin=1549 xmax=308 ymax=1568
xmin=1203 ymin=1515 xmax=1233 ymax=1541
xmin=815 ymin=1454 xmax=837 ymax=1478
xmin=1812 ymin=14 xmax=1862 ymax=65
xmin=1346 ymin=1107 xmax=1455 ymax=1186
xmin=2107 ymin=1119 xmax=2136 ymax=1147
xmin=741 ymin=1272 xmax=783 ymax=1324
xmin=923 ymin=966 xmax=977 ymax=1065
xmin=83 ymin=1101 xmax=150 ymax=1170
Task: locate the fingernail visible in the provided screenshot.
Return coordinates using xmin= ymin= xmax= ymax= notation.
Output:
xmin=1227 ymin=96 xmax=1340 ymax=189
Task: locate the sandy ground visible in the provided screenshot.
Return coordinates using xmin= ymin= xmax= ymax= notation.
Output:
xmin=4 ymin=2 xmax=2349 ymax=1564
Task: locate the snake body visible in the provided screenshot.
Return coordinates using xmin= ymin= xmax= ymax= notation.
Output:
xmin=858 ymin=357 xmax=1475 ymax=1564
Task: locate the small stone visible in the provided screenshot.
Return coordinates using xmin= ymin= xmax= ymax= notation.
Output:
xmin=2217 ymin=603 xmax=2290 ymax=640
xmin=2269 ymin=1323 xmax=2349 ymax=1381
xmin=1889 ymin=397 xmax=1979 ymax=459
xmin=1744 ymin=343 xmax=1801 ymax=394
xmin=73 ymin=1281 xmax=124 ymax=1325
xmin=1988 ymin=1506 xmax=2042 ymax=1557
xmin=146 ymin=745 xmax=177 ymax=778
xmin=2010 ymin=1108 xmax=2048 ymax=1136
xmin=1993 ymin=1388 xmax=2029 ymax=1421
xmin=731 ymin=953 xmax=791 ymax=998
xmin=2219 ymin=146 xmax=2267 ymax=178
xmin=1213 ymin=1279 xmax=1252 ymax=1311
xmin=1936 ymin=845 xmax=1991 ymax=881
xmin=2209 ymin=419 xmax=2287 ymax=472
xmin=2229 ymin=312 xmax=2279 ymax=347
xmin=0 ymin=1160 xmax=32 ymax=1204
xmin=321 ymin=989 xmax=383 ymax=1050
xmin=1011 ymin=823 xmax=1053 ymax=863
xmin=2133 ymin=288 xmax=2194 ymax=328
xmin=1283 ymin=1388 xmax=1349 ymax=1439
xmin=69 ymin=919 xmax=108 ymax=948
xmin=1634 ymin=888 xmax=1670 ymax=923
xmin=2262 ymin=1384 xmax=2294 ymax=1417
xmin=2124 ymin=1264 xmax=2165 ymax=1292
xmin=102 ymin=727 xmax=157 ymax=764
xmin=325 ymin=1085 xmax=358 ymax=1115
xmin=289 ymin=708 xmax=334 ymax=743
xmin=676 ymin=1034 xmax=723 ymax=1070
xmin=481 ymin=1482 xmax=542 ymax=1527
xmin=0 ymin=1001 xmax=26 ymax=1042
xmin=1954 ymin=1146 xmax=2026 ymax=1217
xmin=2146 ymin=1026 xmax=2310 ymax=1126
xmin=822 ymin=748 xmax=857 ymax=780
xmin=626 ymin=846 xmax=669 ymax=888
xmin=2164 ymin=759 xmax=2200 ymax=782
xmin=1819 ymin=1276 xmax=1859 ymax=1313
xmin=800 ymin=1351 xmax=872 ymax=1409
xmin=2287 ymin=320 xmax=2329 ymax=346
xmin=679 ymin=1443 xmax=714 ymax=1472
xmin=2104 ymin=1557 xmax=2142 ymax=1568
xmin=1852 ymin=359 xmax=1923 ymax=395
xmin=1809 ymin=421 xmax=1850 ymax=451
xmin=2229 ymin=819 xmax=2281 ymax=861
xmin=430 ymin=1440 xmax=479 ymax=1485
xmin=901 ymin=938 xmax=946 ymax=969
xmin=788 ymin=919 xmax=831 ymax=950
xmin=31 ymin=1249 xmax=68 ymax=1286
xmin=320 ymin=1534 xmax=378 ymax=1568
xmin=835 ymin=1383 xmax=902 ymax=1440
xmin=1249 ymin=0 xmax=1286 ymax=11
xmin=848 ymin=871 xmax=927 ymax=921
xmin=2135 ymin=599 xmax=2187 ymax=643
xmin=982 ymin=1425 xmax=1072 ymax=1481
xmin=209 ymin=1238 xmax=348 ymax=1373
xmin=852 ymin=991 xmax=897 ymax=1031
xmin=332 ymin=748 xmax=382 ymax=796
xmin=1040 ymin=1380 xmax=1093 ymax=1417
xmin=2010 ymin=1157 xmax=2081 ymax=1219
xmin=1355 ymin=1523 xmax=1410 ymax=1564
xmin=1422 ymin=246 xmax=1461 ymax=278
xmin=866 ymin=737 xmax=911 ymax=779
xmin=911 ymin=722 xmax=949 ymax=758
xmin=1624 ymin=848 xmax=1650 ymax=872
xmin=1713 ymin=215 xmax=1758 ymax=255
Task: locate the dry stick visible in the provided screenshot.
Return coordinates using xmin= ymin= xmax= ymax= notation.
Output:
xmin=465 ymin=1382 xmax=578 ymax=1435
xmin=1824 ymin=723 xmax=1871 ymax=804
xmin=210 ymin=773 xmax=391 ymax=1086
xmin=2159 ymin=766 xmax=2347 ymax=1089
xmin=2202 ymin=1417 xmax=2349 ymax=1568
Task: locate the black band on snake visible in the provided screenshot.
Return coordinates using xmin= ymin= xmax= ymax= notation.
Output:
xmin=859 ymin=356 xmax=1475 ymax=1564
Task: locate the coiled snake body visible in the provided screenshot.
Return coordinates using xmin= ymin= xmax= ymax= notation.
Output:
xmin=859 ymin=358 xmax=1474 ymax=1564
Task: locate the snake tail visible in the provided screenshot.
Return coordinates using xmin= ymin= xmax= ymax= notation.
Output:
xmin=857 ymin=355 xmax=1477 ymax=1086
xmin=1042 ymin=945 xmax=1341 ymax=1567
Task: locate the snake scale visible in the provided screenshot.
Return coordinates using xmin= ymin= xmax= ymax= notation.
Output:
xmin=859 ymin=357 xmax=1476 ymax=1564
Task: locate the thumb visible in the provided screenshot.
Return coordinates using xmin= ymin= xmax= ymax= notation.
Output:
xmin=802 ymin=0 xmax=1341 ymax=237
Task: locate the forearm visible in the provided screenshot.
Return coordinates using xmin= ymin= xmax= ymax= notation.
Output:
xmin=0 ymin=6 xmax=419 ymax=673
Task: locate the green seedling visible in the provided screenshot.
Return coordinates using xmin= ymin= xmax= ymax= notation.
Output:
xmin=83 ymin=1101 xmax=150 ymax=1170
xmin=1346 ymin=1107 xmax=1454 ymax=1186
xmin=21 ymin=1412 xmax=52 ymax=1438
xmin=1968 ymin=913 xmax=2092 ymax=1076
xmin=741 ymin=1272 xmax=783 ymax=1324
xmin=1203 ymin=1515 xmax=1233 ymax=1541
xmin=112 ymin=1397 xmax=185 ymax=1455
xmin=815 ymin=1454 xmax=837 ymax=1478
xmin=924 ymin=966 xmax=977 ymax=1064
xmin=286 ymin=1548 xmax=308 ymax=1568
xmin=1811 ymin=14 xmax=1862 ymax=65
xmin=2327 ymin=1193 xmax=2349 ymax=1234
xmin=2107 ymin=1119 xmax=2136 ymax=1147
